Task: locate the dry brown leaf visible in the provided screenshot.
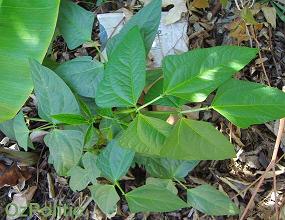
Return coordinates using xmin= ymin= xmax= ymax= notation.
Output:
xmin=7 ymin=186 xmax=37 ymax=220
xmin=192 ymin=0 xmax=209 ymax=9
xmin=227 ymin=18 xmax=263 ymax=43
xmin=162 ymin=0 xmax=188 ymax=24
xmin=262 ymin=7 xmax=276 ymax=29
xmin=0 ymin=163 xmax=32 ymax=188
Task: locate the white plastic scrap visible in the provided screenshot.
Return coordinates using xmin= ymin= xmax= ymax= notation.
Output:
xmin=97 ymin=12 xmax=188 ymax=68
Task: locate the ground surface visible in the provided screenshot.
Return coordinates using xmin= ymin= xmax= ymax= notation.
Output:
xmin=1 ymin=0 xmax=285 ymax=219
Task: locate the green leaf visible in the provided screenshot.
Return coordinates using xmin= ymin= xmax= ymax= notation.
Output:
xmin=55 ymin=56 xmax=104 ymax=98
xmin=96 ymin=27 xmax=146 ymax=107
xmin=64 ymin=124 xmax=98 ymax=148
xmin=97 ymin=140 xmax=135 ymax=182
xmin=83 ymin=125 xmax=97 ymax=148
xmin=187 ymin=184 xmax=239 ymax=216
xmin=89 ymin=183 xmax=120 ymax=215
xmin=0 ymin=118 xmax=16 ymax=140
xmin=145 ymin=79 xmax=187 ymax=107
xmin=119 ymin=114 xmax=172 ymax=156
xmin=136 ymin=156 xmax=199 ymax=180
xmin=145 ymin=69 xmax=162 ymax=87
xmin=82 ymin=152 xmax=101 ymax=184
xmin=146 ymin=177 xmax=178 ymax=194
xmin=29 ymin=60 xmax=81 ymax=124
xmin=0 ymin=0 xmax=60 ymax=122
xmin=241 ymin=7 xmax=257 ymax=24
xmin=126 ymin=184 xmax=188 ymax=213
xmin=58 ymin=0 xmax=95 ymax=49
xmin=51 ymin=114 xmax=88 ymax=125
xmin=68 ymin=166 xmax=90 ymax=191
xmin=212 ymin=79 xmax=285 ymax=128
xmin=44 ymin=129 xmax=84 ymax=176
xmin=141 ymin=110 xmax=171 ymax=121
xmin=161 ymin=118 xmax=235 ymax=160
xmin=51 ymin=114 xmax=87 ymax=125
xmin=13 ymin=111 xmax=33 ymax=151
xmin=106 ymin=0 xmax=162 ymax=56
xmin=99 ymin=118 xmax=123 ymax=141
xmin=0 ymin=111 xmax=33 ymax=151
xmin=163 ymin=46 xmax=258 ymax=102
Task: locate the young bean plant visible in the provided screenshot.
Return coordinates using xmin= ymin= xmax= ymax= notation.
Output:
xmin=2 ymin=0 xmax=285 ymax=217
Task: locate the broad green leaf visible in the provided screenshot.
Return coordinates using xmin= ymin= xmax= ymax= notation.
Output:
xmin=64 ymin=124 xmax=98 ymax=148
xmin=136 ymin=156 xmax=199 ymax=180
xmin=146 ymin=177 xmax=178 ymax=194
xmin=187 ymin=184 xmax=239 ymax=215
xmin=0 ymin=117 xmax=16 ymax=140
xmin=13 ymin=111 xmax=33 ymax=151
xmin=82 ymin=152 xmax=101 ymax=184
xmin=89 ymin=184 xmax=120 ymax=215
xmin=163 ymin=46 xmax=258 ymax=102
xmin=68 ymin=166 xmax=90 ymax=191
xmin=119 ymin=114 xmax=172 ymax=156
xmin=51 ymin=114 xmax=87 ymax=125
xmin=96 ymin=27 xmax=146 ymax=107
xmin=145 ymin=69 xmax=162 ymax=87
xmin=0 ymin=112 xmax=33 ymax=151
xmin=30 ymin=60 xmax=81 ymax=123
xmin=161 ymin=118 xmax=235 ymax=160
xmin=97 ymin=140 xmax=135 ymax=182
xmin=141 ymin=110 xmax=171 ymax=121
xmin=67 ymin=152 xmax=101 ymax=191
xmin=44 ymin=129 xmax=84 ymax=176
xmin=212 ymin=79 xmax=285 ymax=128
xmin=58 ymin=0 xmax=95 ymax=49
xmin=106 ymin=0 xmax=162 ymax=56
xmin=55 ymin=56 xmax=104 ymax=98
xmin=145 ymin=79 xmax=187 ymax=107
xmin=83 ymin=125 xmax=96 ymax=148
xmin=0 ymin=0 xmax=60 ymax=122
xmin=126 ymin=184 xmax=188 ymax=212
xmin=99 ymin=118 xmax=123 ymax=141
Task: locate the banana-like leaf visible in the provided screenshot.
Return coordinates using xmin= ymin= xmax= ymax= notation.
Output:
xmin=0 ymin=0 xmax=60 ymax=122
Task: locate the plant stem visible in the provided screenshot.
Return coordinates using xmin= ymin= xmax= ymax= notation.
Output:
xmin=115 ymin=181 xmax=125 ymax=195
xmin=27 ymin=117 xmax=48 ymax=122
xmin=136 ymin=94 xmax=164 ymax=112
xmin=114 ymin=108 xmax=136 ymax=114
xmin=94 ymin=43 xmax=107 ymax=63
xmin=180 ymin=106 xmax=212 ymax=114
xmin=174 ymin=178 xmax=188 ymax=190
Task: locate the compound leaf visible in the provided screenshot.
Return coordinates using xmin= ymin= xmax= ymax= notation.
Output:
xmin=145 ymin=78 xmax=187 ymax=107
